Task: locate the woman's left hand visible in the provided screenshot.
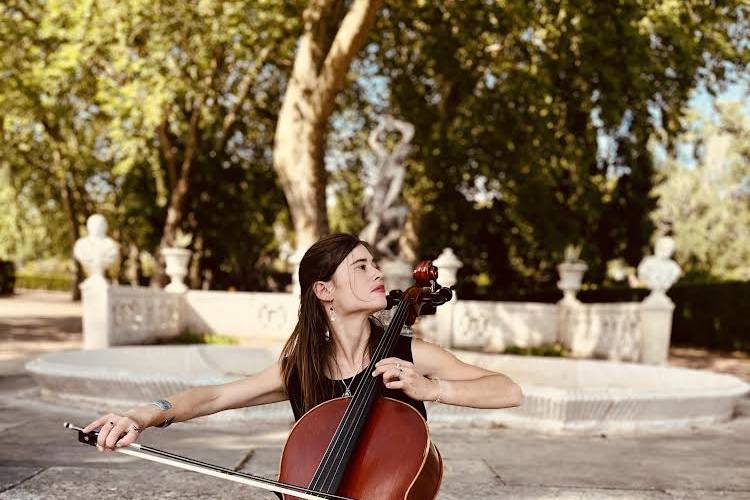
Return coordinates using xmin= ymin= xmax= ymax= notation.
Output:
xmin=372 ymin=357 xmax=438 ymax=402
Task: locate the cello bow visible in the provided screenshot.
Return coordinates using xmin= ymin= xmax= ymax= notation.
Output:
xmin=64 ymin=422 xmax=353 ymax=500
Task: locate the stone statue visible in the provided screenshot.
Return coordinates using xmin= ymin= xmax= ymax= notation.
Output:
xmin=73 ymin=214 xmax=119 ymax=282
xmin=637 ymin=236 xmax=682 ymax=305
xmin=359 ymin=116 xmax=414 ymax=260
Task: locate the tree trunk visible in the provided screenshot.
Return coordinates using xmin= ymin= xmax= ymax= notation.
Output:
xmin=273 ymin=0 xmax=383 ymax=252
xmin=54 ymin=151 xmax=83 ymax=301
xmin=188 ymin=234 xmax=203 ymax=290
xmin=151 ymin=99 xmax=203 ymax=287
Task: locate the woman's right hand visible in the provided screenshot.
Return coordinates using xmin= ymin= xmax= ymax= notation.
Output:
xmin=82 ymin=412 xmax=144 ymax=452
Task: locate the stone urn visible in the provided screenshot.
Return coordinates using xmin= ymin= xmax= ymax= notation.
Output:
xmin=557 ymin=261 xmax=588 ymax=304
xmin=161 ymin=247 xmax=192 ymax=293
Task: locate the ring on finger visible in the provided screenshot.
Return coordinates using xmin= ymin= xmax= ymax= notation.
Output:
xmin=128 ymin=424 xmax=141 ymax=433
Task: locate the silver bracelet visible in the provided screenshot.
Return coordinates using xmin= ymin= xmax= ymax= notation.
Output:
xmin=155 ymin=416 xmax=175 ymax=428
xmin=433 ymin=377 xmax=442 ymax=404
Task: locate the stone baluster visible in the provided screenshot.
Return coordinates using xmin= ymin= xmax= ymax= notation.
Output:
xmin=73 ymin=214 xmax=119 ymax=349
xmin=637 ymin=237 xmax=682 ymax=365
xmin=431 ymin=248 xmax=462 ymax=347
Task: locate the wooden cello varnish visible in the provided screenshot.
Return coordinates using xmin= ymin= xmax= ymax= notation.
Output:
xmin=279 ymin=396 xmax=442 ymax=499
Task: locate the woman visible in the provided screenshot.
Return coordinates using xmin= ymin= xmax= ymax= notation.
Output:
xmin=83 ymin=233 xmax=523 ymax=454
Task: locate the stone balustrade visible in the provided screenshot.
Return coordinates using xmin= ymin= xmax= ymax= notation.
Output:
xmin=559 ymin=302 xmax=642 ymax=362
xmin=111 ymin=285 xmax=181 ymax=344
xmin=73 ymin=215 xmax=680 ymax=364
xmin=182 ymin=290 xmax=298 ymax=341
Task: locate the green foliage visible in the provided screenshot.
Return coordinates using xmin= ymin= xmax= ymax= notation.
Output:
xmin=502 ymin=343 xmax=569 ymax=357
xmin=0 ymin=0 xmax=302 ymax=290
xmin=669 ymin=281 xmax=750 ymax=352
xmin=1 ymin=0 xmax=747 ymax=295
xmin=356 ymin=0 xmax=748 ymax=294
xmin=15 ymin=274 xmax=72 ymax=292
xmin=651 ymin=103 xmax=750 ymax=281
xmin=162 ymin=330 xmax=239 ymax=345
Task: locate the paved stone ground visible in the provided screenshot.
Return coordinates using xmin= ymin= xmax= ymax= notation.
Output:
xmin=1 ymin=290 xmax=750 ymax=499
xmin=668 ymin=346 xmax=750 ymax=382
xmin=0 ymin=290 xmax=81 ymax=377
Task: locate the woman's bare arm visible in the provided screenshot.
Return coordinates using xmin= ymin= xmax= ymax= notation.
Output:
xmin=126 ymin=360 xmax=287 ymax=428
xmin=372 ymin=338 xmax=523 ymax=409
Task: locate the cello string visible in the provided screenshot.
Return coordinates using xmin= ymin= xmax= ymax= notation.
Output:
xmin=309 ymin=300 xmax=408 ymax=491
xmin=312 ymin=298 xmax=413 ymax=492
xmin=318 ymin=283 xmax=440 ymax=492
xmin=309 ymin=299 xmax=410 ymax=492
xmin=325 ymin=286 xmax=438 ymax=486
xmin=315 ymin=309 xmax=408 ymax=492
xmin=321 ymin=320 xmax=406 ymax=490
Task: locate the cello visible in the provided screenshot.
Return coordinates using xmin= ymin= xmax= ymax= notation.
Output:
xmin=278 ymin=259 xmax=451 ymax=499
xmin=66 ymin=259 xmax=453 ymax=500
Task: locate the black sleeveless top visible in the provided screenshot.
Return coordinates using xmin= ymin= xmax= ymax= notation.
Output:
xmin=287 ymin=334 xmax=427 ymax=422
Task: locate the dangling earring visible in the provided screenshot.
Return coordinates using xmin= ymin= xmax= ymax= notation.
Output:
xmin=325 ymin=300 xmax=334 ymax=341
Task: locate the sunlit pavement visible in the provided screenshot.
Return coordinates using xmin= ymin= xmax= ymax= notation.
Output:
xmin=1 ymin=291 xmax=749 ymax=499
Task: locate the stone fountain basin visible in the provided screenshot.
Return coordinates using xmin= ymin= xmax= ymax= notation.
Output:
xmin=26 ymin=345 xmax=749 ymax=434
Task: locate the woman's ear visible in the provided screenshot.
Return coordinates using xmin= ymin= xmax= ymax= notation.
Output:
xmin=312 ymin=280 xmax=334 ymax=302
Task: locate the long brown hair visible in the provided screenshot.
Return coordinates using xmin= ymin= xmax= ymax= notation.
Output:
xmin=280 ymin=233 xmax=383 ymax=416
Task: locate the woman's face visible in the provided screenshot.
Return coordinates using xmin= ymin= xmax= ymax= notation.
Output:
xmin=326 ymin=244 xmax=387 ymax=315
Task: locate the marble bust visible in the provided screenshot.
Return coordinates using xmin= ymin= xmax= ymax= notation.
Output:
xmin=73 ymin=214 xmax=119 ymax=281
xmin=637 ymin=237 xmax=682 ymax=303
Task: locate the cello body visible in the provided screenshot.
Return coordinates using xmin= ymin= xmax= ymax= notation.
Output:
xmin=278 ymin=396 xmax=443 ymax=500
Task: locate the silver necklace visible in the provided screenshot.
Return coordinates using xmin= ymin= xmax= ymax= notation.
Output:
xmin=335 ymin=353 xmax=367 ymax=397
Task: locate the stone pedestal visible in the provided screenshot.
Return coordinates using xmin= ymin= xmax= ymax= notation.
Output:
xmin=557 ymin=259 xmax=587 ymax=354
xmin=640 ymin=294 xmax=676 ymax=365
xmin=79 ymin=276 xmax=112 ymax=349
xmin=558 ymin=300 xmax=582 ymax=355
xmin=289 ymin=247 xmax=306 ymax=296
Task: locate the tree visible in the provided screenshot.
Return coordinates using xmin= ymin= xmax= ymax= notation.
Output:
xmin=273 ymin=0 xmax=384 ymax=253
xmin=81 ymin=0 xmax=300 ymax=285
xmin=652 ymin=101 xmax=750 ymax=281
xmin=0 ymin=0 xmax=109 ymax=297
xmin=1 ymin=0 xmax=299 ymax=293
xmin=2 ymin=0 xmax=748 ymax=297
xmin=356 ymin=0 xmax=749 ymax=295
